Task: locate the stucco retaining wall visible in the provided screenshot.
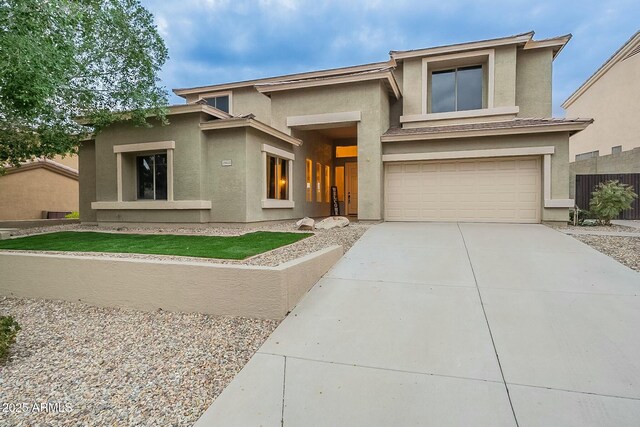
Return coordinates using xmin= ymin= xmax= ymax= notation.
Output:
xmin=0 ymin=245 xmax=343 ymax=319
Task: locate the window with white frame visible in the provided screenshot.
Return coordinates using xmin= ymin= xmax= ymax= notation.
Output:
xmin=422 ymin=50 xmax=494 ymax=115
xmin=262 ymin=144 xmax=294 ymax=208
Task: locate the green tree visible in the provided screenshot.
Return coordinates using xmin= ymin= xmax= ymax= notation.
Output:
xmin=0 ymin=0 xmax=168 ymax=171
xmin=589 ymin=180 xmax=638 ymax=225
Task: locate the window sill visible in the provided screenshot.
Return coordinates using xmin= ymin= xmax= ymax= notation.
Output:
xmin=400 ymin=106 xmax=519 ymax=124
xmin=262 ymin=199 xmax=295 ymax=209
xmin=91 ymin=200 xmax=212 ymax=210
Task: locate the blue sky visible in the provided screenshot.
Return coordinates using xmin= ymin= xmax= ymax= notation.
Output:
xmin=141 ymin=0 xmax=638 ymax=116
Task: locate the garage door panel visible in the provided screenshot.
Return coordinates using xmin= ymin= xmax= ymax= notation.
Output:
xmin=384 ymin=157 xmax=541 ymax=223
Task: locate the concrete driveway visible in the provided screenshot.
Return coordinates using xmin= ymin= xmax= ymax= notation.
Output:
xmin=196 ymin=223 xmax=640 ymax=426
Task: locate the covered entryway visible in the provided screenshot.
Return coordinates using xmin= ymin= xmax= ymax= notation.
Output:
xmin=384 ymin=157 xmax=541 ymax=223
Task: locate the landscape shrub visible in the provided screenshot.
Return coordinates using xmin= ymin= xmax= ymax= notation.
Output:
xmin=589 ymin=180 xmax=638 ymax=225
xmin=65 ymin=211 xmax=80 ymax=219
xmin=0 ymin=315 xmax=20 ymax=362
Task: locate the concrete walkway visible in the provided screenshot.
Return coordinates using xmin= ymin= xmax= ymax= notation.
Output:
xmin=196 ymin=223 xmax=640 ymax=427
xmin=613 ymin=219 xmax=640 ymax=229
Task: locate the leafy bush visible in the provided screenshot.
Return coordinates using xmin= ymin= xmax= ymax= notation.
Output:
xmin=589 ymin=180 xmax=638 ymax=225
xmin=64 ymin=211 xmax=79 ymax=219
xmin=0 ymin=316 xmax=21 ymax=362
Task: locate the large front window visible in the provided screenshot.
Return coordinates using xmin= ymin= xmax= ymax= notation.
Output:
xmin=137 ymin=153 xmax=167 ymax=200
xmin=266 ymin=155 xmax=289 ymax=200
xmin=431 ymin=65 xmax=483 ymax=113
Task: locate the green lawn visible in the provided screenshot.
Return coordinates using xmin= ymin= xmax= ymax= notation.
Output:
xmin=0 ymin=231 xmax=312 ymax=260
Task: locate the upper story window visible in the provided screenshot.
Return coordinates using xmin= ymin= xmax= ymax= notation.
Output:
xmin=431 ymin=66 xmax=483 ymax=113
xmin=203 ymin=95 xmax=230 ymax=113
xmin=137 ymin=153 xmax=167 ymax=200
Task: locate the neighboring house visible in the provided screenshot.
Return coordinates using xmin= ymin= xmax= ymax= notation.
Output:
xmin=80 ymin=31 xmax=590 ymax=225
xmin=563 ymin=31 xmax=640 ymax=162
xmin=0 ymin=156 xmax=79 ymax=220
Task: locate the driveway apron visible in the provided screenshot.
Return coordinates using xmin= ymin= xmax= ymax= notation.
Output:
xmin=195 ymin=222 xmax=640 ymax=427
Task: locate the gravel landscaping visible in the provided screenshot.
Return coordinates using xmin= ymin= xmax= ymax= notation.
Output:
xmin=0 ymin=297 xmax=279 ymax=426
xmin=549 ymin=223 xmax=640 ymax=234
xmin=2 ymin=220 xmax=371 ymax=266
xmin=572 ymin=235 xmax=640 ymax=272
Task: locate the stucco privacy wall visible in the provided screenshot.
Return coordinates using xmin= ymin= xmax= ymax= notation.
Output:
xmin=0 ymin=168 xmax=78 ymax=220
xmin=270 ymin=81 xmax=390 ymax=220
xmin=566 ymin=53 xmax=640 ymax=160
xmin=569 ymin=148 xmax=640 ymax=198
xmin=0 ymin=245 xmax=343 ymax=319
xmin=382 ymin=132 xmax=572 ymax=221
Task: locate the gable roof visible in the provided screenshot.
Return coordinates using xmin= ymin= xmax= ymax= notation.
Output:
xmin=173 ymin=60 xmax=395 ymax=97
xmin=3 ymin=158 xmax=79 ymax=180
xmin=254 ymin=67 xmax=401 ymax=99
xmin=562 ymin=30 xmax=640 ymax=109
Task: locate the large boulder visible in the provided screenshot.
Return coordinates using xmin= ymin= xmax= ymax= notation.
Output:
xmin=315 ymin=216 xmax=350 ymax=230
xmin=296 ymin=217 xmax=315 ymax=230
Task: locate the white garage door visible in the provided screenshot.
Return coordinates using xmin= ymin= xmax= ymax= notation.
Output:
xmin=384 ymin=157 xmax=541 ymax=223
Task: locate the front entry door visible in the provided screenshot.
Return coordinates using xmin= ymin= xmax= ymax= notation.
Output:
xmin=346 ymin=162 xmax=358 ymax=215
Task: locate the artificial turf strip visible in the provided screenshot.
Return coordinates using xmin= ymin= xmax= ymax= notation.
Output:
xmin=0 ymin=231 xmax=313 ymax=260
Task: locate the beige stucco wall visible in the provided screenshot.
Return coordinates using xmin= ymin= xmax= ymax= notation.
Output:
xmin=78 ymin=140 xmax=97 ymax=223
xmin=516 ymin=48 xmax=553 ymax=118
xmin=185 ymin=87 xmax=273 ymax=125
xmin=382 ymin=132 xmax=572 ymax=222
xmin=270 ymin=81 xmax=391 ymax=220
xmin=565 ymin=53 xmax=640 ymax=160
xmin=0 ymin=168 xmax=78 ymax=220
xmin=0 ymin=245 xmax=343 ymax=319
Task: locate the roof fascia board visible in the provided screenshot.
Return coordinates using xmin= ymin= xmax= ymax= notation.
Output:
xmin=390 ymin=32 xmax=534 ymax=60
xmin=523 ymin=34 xmax=571 ymax=58
xmin=562 ymin=31 xmax=640 ymax=108
xmin=381 ymin=122 xmax=591 ymax=142
xmin=4 ymin=161 xmax=79 ymax=180
xmin=199 ymin=118 xmax=303 ymax=146
xmin=255 ymin=71 xmax=401 ymax=99
xmin=173 ymin=60 xmax=395 ymax=96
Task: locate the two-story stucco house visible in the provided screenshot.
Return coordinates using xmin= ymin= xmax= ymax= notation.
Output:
xmin=563 ymin=30 xmax=640 ymax=162
xmin=79 ymin=31 xmax=591 ymax=226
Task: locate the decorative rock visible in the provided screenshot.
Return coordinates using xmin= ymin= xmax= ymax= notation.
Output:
xmin=582 ymin=219 xmax=598 ymax=226
xmin=315 ymin=216 xmax=350 ymax=230
xmin=296 ymin=217 xmax=315 ymax=230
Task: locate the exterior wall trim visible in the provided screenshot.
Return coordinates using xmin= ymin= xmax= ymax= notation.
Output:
xmin=381 ymin=122 xmax=590 ymax=142
xmin=200 ymin=118 xmax=303 ymax=146
xmin=381 ymin=146 xmax=555 ymax=162
xmin=543 ymin=153 xmax=574 ymax=207
xmin=261 ymin=144 xmax=295 ymax=161
xmin=91 ymin=200 xmax=212 ymax=210
xmin=113 ymin=140 xmax=176 ymax=153
xmin=286 ymin=111 xmax=362 ymax=128
xmin=261 ymin=199 xmax=295 ymax=209
xmin=401 ymin=106 xmax=519 ymax=124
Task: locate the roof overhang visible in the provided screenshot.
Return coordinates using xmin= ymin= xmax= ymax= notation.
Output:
xmin=4 ymin=159 xmax=79 ymax=180
xmin=173 ymin=60 xmax=396 ymax=97
xmin=390 ymin=32 xmax=535 ymax=60
xmin=562 ymin=31 xmax=640 ymax=109
xmin=76 ymin=104 xmax=230 ymax=126
xmin=523 ymin=34 xmax=572 ymax=58
xmin=381 ymin=119 xmax=593 ymax=143
xmin=199 ymin=117 xmax=303 ymax=146
xmin=255 ymin=69 xmax=401 ymax=99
